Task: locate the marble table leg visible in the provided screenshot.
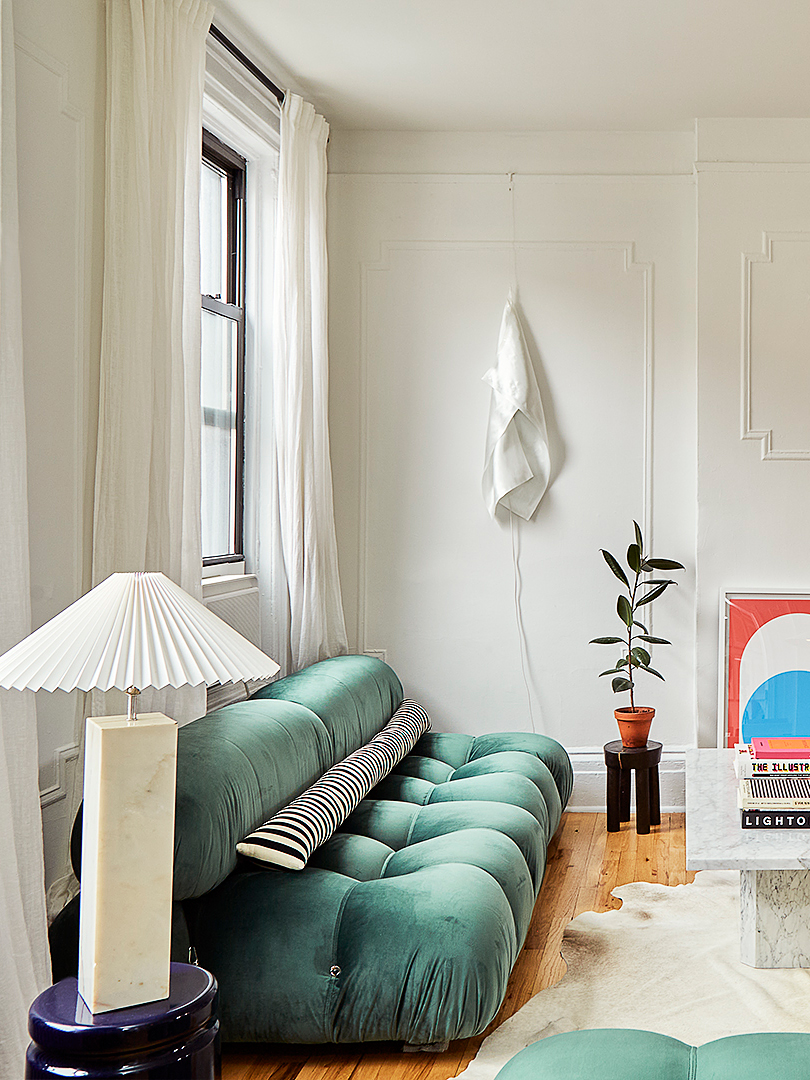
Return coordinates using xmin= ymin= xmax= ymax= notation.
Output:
xmin=740 ymin=868 xmax=810 ymax=968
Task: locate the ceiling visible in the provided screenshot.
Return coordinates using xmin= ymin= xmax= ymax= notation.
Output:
xmin=213 ymin=0 xmax=810 ymax=132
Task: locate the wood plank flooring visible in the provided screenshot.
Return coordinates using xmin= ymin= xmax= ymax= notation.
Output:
xmin=222 ymin=812 xmax=693 ymax=1080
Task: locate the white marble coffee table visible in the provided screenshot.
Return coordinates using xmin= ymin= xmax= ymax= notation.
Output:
xmin=686 ymin=748 xmax=810 ymax=968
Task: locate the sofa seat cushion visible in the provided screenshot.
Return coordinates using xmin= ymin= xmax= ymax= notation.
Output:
xmin=408 ymin=801 xmax=545 ymax=891
xmin=401 ymin=734 xmax=570 ymax=838
xmin=188 ymin=861 xmax=518 ymax=1045
xmin=428 ymin=773 xmax=551 ymax=840
xmin=186 ymin=868 xmax=358 ymax=1044
xmin=308 ymin=833 xmax=393 ymax=880
xmin=470 ymin=732 xmax=573 ymax=809
xmin=383 ymin=830 xmax=536 ymax=945
xmin=344 ymin=798 xmax=543 ymax=891
xmin=413 ymin=731 xmax=476 ymax=768
xmin=393 ymin=754 xmax=455 ymax=783
xmin=332 ymin=864 xmax=517 ymax=1045
xmin=493 ymin=1030 xmax=810 ymax=1080
xmin=450 ymin=755 xmax=561 ymax=840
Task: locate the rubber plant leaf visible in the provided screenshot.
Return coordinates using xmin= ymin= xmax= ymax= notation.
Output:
xmin=601 ymin=549 xmax=629 ymax=588
xmin=617 ymin=595 xmax=633 ymax=625
xmin=636 ymin=583 xmax=669 ymax=606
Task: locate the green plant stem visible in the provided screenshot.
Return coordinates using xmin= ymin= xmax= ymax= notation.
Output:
xmin=628 ymin=560 xmax=640 ymax=711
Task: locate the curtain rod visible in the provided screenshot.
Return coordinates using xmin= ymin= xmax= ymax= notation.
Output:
xmin=209 ymin=24 xmax=286 ymax=106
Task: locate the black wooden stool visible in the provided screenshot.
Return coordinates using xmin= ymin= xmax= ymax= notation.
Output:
xmin=604 ymin=739 xmax=662 ymax=834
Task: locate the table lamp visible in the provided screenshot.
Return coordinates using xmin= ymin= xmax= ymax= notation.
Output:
xmin=0 ymin=571 xmax=279 ymax=1014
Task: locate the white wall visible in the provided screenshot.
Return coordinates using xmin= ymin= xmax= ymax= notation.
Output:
xmin=695 ymin=120 xmax=810 ymax=747
xmin=15 ymin=0 xmax=105 ymax=904
xmin=327 ymin=132 xmax=698 ymax=757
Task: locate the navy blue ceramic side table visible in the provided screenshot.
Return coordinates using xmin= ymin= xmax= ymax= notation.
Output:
xmin=25 ymin=962 xmax=220 ymax=1079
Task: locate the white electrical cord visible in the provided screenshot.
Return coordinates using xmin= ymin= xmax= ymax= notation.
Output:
xmin=510 ymin=513 xmax=540 ymax=733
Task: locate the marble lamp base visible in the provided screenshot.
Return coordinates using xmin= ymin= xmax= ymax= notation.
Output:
xmin=78 ymin=712 xmax=178 ymax=1013
xmin=740 ymin=869 xmax=810 ymax=968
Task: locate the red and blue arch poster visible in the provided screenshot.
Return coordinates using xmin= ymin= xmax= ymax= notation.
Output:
xmin=723 ymin=593 xmax=810 ymax=747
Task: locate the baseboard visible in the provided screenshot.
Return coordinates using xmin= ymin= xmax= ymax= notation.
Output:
xmin=567 ymin=747 xmax=686 ymax=814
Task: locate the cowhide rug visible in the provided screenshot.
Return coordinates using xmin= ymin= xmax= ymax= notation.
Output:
xmin=453 ymin=870 xmax=810 ymax=1080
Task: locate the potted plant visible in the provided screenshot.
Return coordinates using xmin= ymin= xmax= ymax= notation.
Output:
xmin=590 ymin=521 xmax=684 ymax=747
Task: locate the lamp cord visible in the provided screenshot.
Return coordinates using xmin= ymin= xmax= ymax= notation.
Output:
xmin=510 ymin=514 xmax=538 ymax=733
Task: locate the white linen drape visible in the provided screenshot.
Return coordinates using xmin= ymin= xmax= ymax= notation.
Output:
xmin=0 ymin=0 xmax=51 ymax=1070
xmin=93 ymin=0 xmax=213 ymax=722
xmin=269 ymin=94 xmax=348 ymax=673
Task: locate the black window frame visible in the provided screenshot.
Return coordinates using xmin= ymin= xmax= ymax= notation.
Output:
xmin=201 ymin=128 xmax=247 ymax=567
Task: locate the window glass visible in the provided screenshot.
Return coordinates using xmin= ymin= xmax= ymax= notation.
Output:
xmin=201 ymin=310 xmax=238 ymax=559
xmin=200 ymin=161 xmax=226 ymax=299
xmin=200 ymin=130 xmax=245 ymax=563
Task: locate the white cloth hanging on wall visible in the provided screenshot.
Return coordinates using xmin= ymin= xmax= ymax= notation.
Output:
xmin=0 ymin=0 xmax=51 ymax=1069
xmin=269 ymin=93 xmax=349 ymax=673
xmin=92 ymin=0 xmax=213 ymax=723
xmin=482 ymin=291 xmax=551 ymax=520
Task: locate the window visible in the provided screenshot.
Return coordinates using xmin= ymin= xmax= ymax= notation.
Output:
xmin=200 ymin=129 xmax=246 ymax=564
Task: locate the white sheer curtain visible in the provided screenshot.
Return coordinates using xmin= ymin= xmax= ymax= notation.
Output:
xmin=0 ymin=0 xmax=51 ymax=1070
xmin=93 ymin=0 xmax=213 ymax=723
xmin=269 ymin=94 xmax=348 ymax=673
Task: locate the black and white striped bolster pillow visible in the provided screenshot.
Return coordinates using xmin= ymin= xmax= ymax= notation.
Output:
xmin=237 ymin=699 xmax=430 ymax=870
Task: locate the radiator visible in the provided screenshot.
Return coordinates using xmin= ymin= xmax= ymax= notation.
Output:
xmin=202 ymin=574 xmax=261 ymax=646
xmin=202 ymin=574 xmax=271 ymax=711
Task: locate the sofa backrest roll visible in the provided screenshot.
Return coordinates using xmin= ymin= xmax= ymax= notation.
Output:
xmin=173 ymin=655 xmax=404 ymax=899
xmin=250 ymin=655 xmax=404 ymax=761
xmin=173 ymin=699 xmax=333 ymax=897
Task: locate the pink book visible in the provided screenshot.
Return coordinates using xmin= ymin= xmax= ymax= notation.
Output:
xmin=751 ymin=737 xmax=810 ymax=759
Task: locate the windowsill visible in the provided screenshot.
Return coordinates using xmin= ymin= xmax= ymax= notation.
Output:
xmin=202 ymin=559 xmax=245 ymax=579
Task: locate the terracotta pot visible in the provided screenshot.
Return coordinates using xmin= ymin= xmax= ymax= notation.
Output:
xmin=614 ymin=706 xmax=655 ymax=748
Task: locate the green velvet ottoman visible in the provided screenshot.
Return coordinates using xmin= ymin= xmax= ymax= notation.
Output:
xmin=494 ymin=1029 xmax=810 ymax=1079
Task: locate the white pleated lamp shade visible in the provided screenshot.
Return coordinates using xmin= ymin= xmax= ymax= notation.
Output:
xmin=0 ymin=571 xmax=280 ymax=693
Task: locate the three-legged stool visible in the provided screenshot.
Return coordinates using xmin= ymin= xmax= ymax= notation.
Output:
xmin=604 ymin=739 xmax=662 ymax=834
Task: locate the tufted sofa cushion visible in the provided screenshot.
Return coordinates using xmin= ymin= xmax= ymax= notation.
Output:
xmin=493 ymin=1030 xmax=810 ymax=1080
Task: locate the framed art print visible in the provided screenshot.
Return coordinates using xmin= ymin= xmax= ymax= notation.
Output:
xmin=720 ymin=592 xmax=810 ymax=747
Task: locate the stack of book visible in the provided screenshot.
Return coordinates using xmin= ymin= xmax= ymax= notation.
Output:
xmin=734 ymin=737 xmax=810 ymax=829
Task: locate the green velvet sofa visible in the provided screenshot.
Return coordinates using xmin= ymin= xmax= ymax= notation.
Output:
xmin=493 ymin=1029 xmax=810 ymax=1079
xmin=50 ymin=655 xmax=572 ymax=1047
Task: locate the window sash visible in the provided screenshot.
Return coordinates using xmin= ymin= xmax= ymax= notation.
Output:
xmin=201 ymin=130 xmax=246 ymax=564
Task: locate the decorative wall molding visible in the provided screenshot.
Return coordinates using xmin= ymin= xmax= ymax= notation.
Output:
xmin=363 ymin=649 xmax=387 ymax=663
xmin=697 ymin=163 xmax=810 ymax=173
xmin=39 ymin=742 xmax=80 ymax=807
xmin=332 ymin=172 xmax=695 ymax=184
xmin=741 ymin=231 xmax=810 ymax=460
xmin=356 ymin=239 xmax=655 ymax=654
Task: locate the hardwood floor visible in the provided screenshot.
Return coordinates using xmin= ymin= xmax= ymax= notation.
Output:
xmin=221 ymin=812 xmax=694 ymax=1080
